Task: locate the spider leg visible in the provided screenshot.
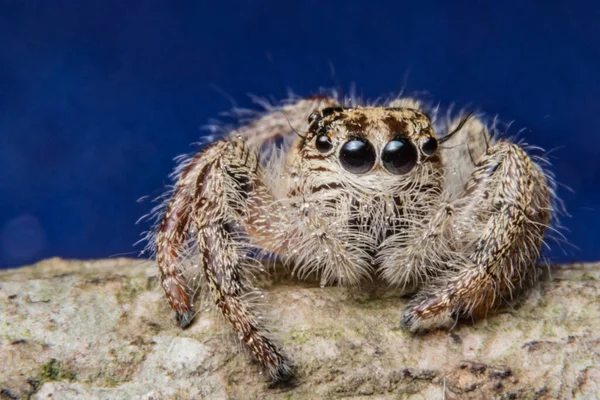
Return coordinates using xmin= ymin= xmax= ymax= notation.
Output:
xmin=155 ymin=95 xmax=343 ymax=383
xmin=156 ymin=139 xmax=294 ymax=383
xmin=401 ymin=140 xmax=552 ymax=331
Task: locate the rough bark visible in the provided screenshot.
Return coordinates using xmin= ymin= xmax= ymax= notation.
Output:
xmin=0 ymin=258 xmax=598 ymax=399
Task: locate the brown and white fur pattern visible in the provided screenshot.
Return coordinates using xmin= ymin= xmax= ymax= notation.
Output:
xmin=150 ymin=94 xmax=553 ymax=385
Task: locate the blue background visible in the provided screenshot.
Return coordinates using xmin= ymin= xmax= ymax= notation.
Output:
xmin=1 ymin=1 xmax=598 ymax=268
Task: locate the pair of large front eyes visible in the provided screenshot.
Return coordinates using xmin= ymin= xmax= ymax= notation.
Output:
xmin=316 ymin=135 xmax=437 ymax=174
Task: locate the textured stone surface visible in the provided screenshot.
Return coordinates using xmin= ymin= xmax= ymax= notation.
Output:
xmin=0 ymin=258 xmax=599 ymax=399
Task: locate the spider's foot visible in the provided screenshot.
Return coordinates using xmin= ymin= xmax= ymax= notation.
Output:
xmin=400 ymin=296 xmax=455 ymax=333
xmin=176 ymin=310 xmax=195 ymax=329
xmin=268 ymin=361 xmax=297 ymax=389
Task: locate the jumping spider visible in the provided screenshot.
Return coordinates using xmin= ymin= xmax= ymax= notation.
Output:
xmin=151 ymin=94 xmax=553 ymax=384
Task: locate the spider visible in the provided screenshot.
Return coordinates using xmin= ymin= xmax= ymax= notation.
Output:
xmin=151 ymin=94 xmax=553 ymax=385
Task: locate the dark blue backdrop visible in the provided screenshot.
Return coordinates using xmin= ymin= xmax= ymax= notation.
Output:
xmin=1 ymin=1 xmax=598 ymax=268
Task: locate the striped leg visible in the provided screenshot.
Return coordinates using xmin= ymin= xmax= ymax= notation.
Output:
xmin=402 ymin=141 xmax=551 ymax=331
xmin=156 ymin=139 xmax=292 ymax=383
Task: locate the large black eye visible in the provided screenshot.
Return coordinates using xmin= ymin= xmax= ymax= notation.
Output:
xmin=315 ymin=134 xmax=333 ymax=153
xmin=339 ymin=138 xmax=376 ymax=174
xmin=420 ymin=137 xmax=438 ymax=156
xmin=382 ymin=137 xmax=418 ymax=174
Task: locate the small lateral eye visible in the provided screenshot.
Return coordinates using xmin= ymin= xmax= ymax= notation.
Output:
xmin=308 ymin=111 xmax=320 ymax=124
xmin=420 ymin=137 xmax=438 ymax=156
xmin=308 ymin=106 xmax=344 ymax=124
xmin=382 ymin=137 xmax=418 ymax=175
xmin=315 ymin=134 xmax=333 ymax=153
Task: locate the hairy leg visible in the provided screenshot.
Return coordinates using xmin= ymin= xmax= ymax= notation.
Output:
xmin=401 ymin=139 xmax=551 ymax=331
xmin=155 ymin=96 xmax=341 ymax=382
xmin=156 ymin=139 xmax=294 ymax=382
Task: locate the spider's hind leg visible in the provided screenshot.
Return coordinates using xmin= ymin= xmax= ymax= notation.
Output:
xmin=401 ymin=138 xmax=552 ymax=331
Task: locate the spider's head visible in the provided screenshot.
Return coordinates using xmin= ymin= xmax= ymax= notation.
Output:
xmin=296 ymin=106 xmax=442 ymax=192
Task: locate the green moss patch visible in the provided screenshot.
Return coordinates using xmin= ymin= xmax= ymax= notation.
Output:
xmin=38 ymin=358 xmax=76 ymax=382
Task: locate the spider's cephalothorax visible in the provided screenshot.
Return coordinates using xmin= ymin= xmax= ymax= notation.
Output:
xmin=152 ymin=95 xmax=553 ymax=384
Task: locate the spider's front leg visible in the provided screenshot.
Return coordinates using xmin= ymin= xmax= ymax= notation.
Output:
xmin=156 ymin=138 xmax=292 ymax=383
xmin=402 ymin=138 xmax=552 ymax=331
xmin=155 ymin=95 xmax=341 ymax=383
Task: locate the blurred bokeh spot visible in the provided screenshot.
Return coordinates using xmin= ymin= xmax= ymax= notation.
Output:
xmin=1 ymin=214 xmax=47 ymax=266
